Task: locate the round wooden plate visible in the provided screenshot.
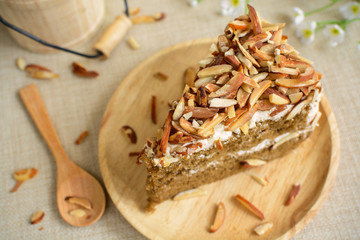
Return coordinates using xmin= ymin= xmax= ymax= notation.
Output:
xmin=98 ymin=38 xmax=340 ymax=240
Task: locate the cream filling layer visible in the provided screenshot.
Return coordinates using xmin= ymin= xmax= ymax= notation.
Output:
xmin=146 ymin=91 xmax=322 ymax=167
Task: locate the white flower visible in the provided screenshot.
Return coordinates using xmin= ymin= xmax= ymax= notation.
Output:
xmin=323 ymin=24 xmax=345 ymax=47
xmin=358 ymin=41 xmax=360 ymax=51
xmin=339 ymin=1 xmax=360 ymax=20
xmin=221 ymin=0 xmax=245 ymax=17
xmin=292 ymin=7 xmax=305 ymax=25
xmin=296 ymin=21 xmax=317 ymax=45
xmin=187 ymin=0 xmax=199 ymax=7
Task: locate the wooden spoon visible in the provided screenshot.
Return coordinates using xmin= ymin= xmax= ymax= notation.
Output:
xmin=19 ymin=83 xmax=105 ymax=227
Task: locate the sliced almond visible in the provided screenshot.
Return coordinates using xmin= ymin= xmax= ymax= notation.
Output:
xmin=272 ymin=29 xmax=283 ymax=46
xmin=153 ymin=72 xmax=168 ymax=81
xmin=183 ymin=107 xmax=218 ymax=119
xmin=226 ymin=103 xmax=259 ymax=131
xmin=184 ymin=67 xmax=196 ymax=87
xmin=240 ymin=122 xmax=249 ymax=134
xmin=197 ymin=64 xmax=233 ymax=78
xmin=198 ymin=113 xmax=227 ymax=137
xmin=289 ymin=92 xmax=303 ymax=104
xmin=270 ymin=65 xmax=299 ymax=75
xmin=129 ymin=7 xmax=141 ymax=16
xmin=249 ymin=173 xmax=269 ymax=186
xmin=209 ymin=98 xmax=237 ymax=108
xmin=243 ymin=32 xmax=272 ymax=49
xmin=160 ymin=111 xmax=173 ymax=153
xmin=252 ymin=47 xmax=274 ymax=61
xmin=16 ymin=57 xmax=26 ymax=70
xmin=28 ymin=70 xmax=59 ymax=80
xmin=204 ymin=83 xmax=221 ymax=93
xmin=236 ymin=88 xmax=250 ymax=108
xmin=285 ymin=99 xmax=308 ymax=120
xmin=65 ymin=196 xmax=92 ymax=210
xmin=266 ymin=72 xmax=288 ymax=80
xmin=216 ymin=74 xmax=230 ymax=85
xmin=121 ymin=125 xmax=137 ymax=144
xmin=248 ymin=4 xmax=262 ymax=34
xmin=209 ymin=202 xmax=226 ymax=233
xmin=236 ymin=39 xmax=260 ymax=67
xmin=199 ymin=57 xmax=214 ymax=68
xmin=194 ymin=77 xmax=213 ymax=87
xmin=72 ymin=62 xmax=99 ymax=78
xmin=179 ymin=117 xmax=197 ymax=134
xmin=251 ymin=72 xmax=268 ymax=82
xmin=260 ymin=43 xmax=276 ymax=54
xmin=30 ymin=211 xmax=45 ymax=224
xmin=254 ymin=222 xmax=273 ymax=236
xmin=269 ymin=93 xmax=290 ymax=105
xmin=275 ymin=78 xmax=319 ymax=88
xmin=69 ymin=209 xmax=86 ymax=218
xmin=168 ymin=132 xmax=184 ymax=144
xmin=248 ymin=80 xmax=272 ymax=106
xmin=127 ymin=36 xmax=140 ymax=49
xmin=243 ymin=76 xmax=260 ymax=88
xmin=13 ymin=168 xmax=38 ymax=182
xmin=286 ymin=183 xmax=301 ymax=206
xmin=214 ymin=139 xmax=224 ymax=150
xmin=209 ymin=43 xmax=219 ymax=55
xmin=196 ymin=86 xmax=208 ymax=107
xmin=209 ymin=72 xmax=245 ymax=98
xmin=75 ymin=130 xmax=88 ymax=144
xmin=240 ymin=159 xmax=267 ymax=168
xmin=224 ymin=55 xmax=241 ymax=69
xmin=235 ymin=194 xmax=265 ymax=220
xmin=173 ymin=188 xmax=207 ymax=201
xmin=270 ymin=105 xmax=287 ymax=117
xmin=227 ymin=105 xmax=236 ymax=119
xmin=272 ymin=132 xmax=300 ymax=149
xmin=173 ymin=97 xmax=185 ymax=121
xmin=151 ymin=95 xmax=157 ymax=124
xmin=228 ymin=20 xmax=248 ymax=30
xmin=218 ymin=35 xmax=229 ymax=52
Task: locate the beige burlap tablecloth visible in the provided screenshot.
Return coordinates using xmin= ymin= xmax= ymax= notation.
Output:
xmin=1 ymin=0 xmax=359 ymax=239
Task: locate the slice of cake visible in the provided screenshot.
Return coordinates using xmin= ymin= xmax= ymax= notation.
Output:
xmin=140 ymin=5 xmax=322 ymax=205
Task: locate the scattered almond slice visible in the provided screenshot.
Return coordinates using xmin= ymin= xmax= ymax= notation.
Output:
xmin=129 ymin=151 xmax=142 ymax=157
xmin=151 ymin=95 xmax=157 ymax=124
xmin=254 ymin=222 xmax=273 ymax=235
xmin=153 ymin=72 xmax=168 ymax=81
xmin=184 ymin=67 xmax=196 ymax=87
xmin=121 ymin=125 xmax=137 ymax=144
xmin=27 ymin=69 xmax=59 ymax=80
xmin=69 ymin=209 xmax=86 ymax=218
xmin=243 ymin=76 xmax=260 ymax=88
xmin=16 ymin=57 xmax=26 ymax=70
xmin=173 ymin=188 xmax=207 ymax=201
xmin=75 ymin=131 xmax=88 ymax=145
xmin=240 ymin=159 xmax=267 ymax=168
xmin=10 ymin=168 xmax=38 ymax=193
xmin=129 ymin=7 xmax=140 ymax=16
xmin=131 ymin=12 xmax=166 ymax=24
xmin=72 ymin=62 xmax=99 ymax=78
xmin=199 ymin=57 xmax=214 ymax=68
xmin=286 ymin=183 xmax=301 ymax=206
xmin=208 ymin=98 xmax=237 ymax=108
xmin=248 ymin=173 xmax=269 ymax=186
xmin=127 ymin=36 xmax=140 ymax=49
xmin=30 ymin=211 xmax=45 ymax=224
xmin=235 ymin=194 xmax=265 ymax=220
xmin=209 ymin=202 xmax=226 ymax=233
xmin=272 ymin=132 xmax=300 ymax=149
xmin=197 ymin=64 xmax=233 ymax=78
xmin=65 ymin=196 xmax=92 ymax=210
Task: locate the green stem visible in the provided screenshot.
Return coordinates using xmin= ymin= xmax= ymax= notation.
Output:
xmin=317 ymin=17 xmax=360 ymax=30
xmin=304 ymin=0 xmax=344 ymax=16
xmin=245 ymin=0 xmax=249 ymax=15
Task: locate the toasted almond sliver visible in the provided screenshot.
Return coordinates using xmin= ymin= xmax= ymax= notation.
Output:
xmin=198 ymin=113 xmax=227 ymax=137
xmin=209 ymin=98 xmax=237 ymax=108
xmin=13 ymin=168 xmax=38 ymax=182
xmin=153 ymin=72 xmax=168 ymax=81
xmin=184 ymin=67 xmax=196 ymax=87
xmin=16 ymin=57 xmax=26 ymax=70
xmin=151 ymin=95 xmax=157 ymax=124
xmin=227 ymin=105 xmax=236 ymax=119
xmin=248 ymin=173 xmax=269 ymax=186
xmin=75 ymin=131 xmax=88 ymax=145
xmin=65 ymin=196 xmax=93 ymax=210
xmin=197 ymin=64 xmax=233 ymax=78
xmin=285 ymin=99 xmax=308 ymax=120
xmin=275 ymin=78 xmax=319 ymax=88
xmin=72 ymin=62 xmax=99 ymax=78
xmin=128 ymin=36 xmax=140 ymax=50
xmin=226 ymin=103 xmax=258 ymax=131
xmin=241 ymin=159 xmax=267 ymax=168
xmin=31 ymin=211 xmax=45 ymax=224
xmin=215 ymin=139 xmax=223 ymax=150
xmin=235 ymin=194 xmax=265 ymax=220
xmin=286 ymin=184 xmax=301 ymax=206
xmin=160 ymin=111 xmax=173 ymax=153
xmin=240 ymin=122 xmax=249 ymax=134
xmin=121 ymin=125 xmax=137 ymax=144
xmin=269 ymin=93 xmax=290 ymax=105
xmin=254 ymin=222 xmax=273 ymax=235
xmin=69 ymin=209 xmax=86 ymax=218
xmin=173 ymin=188 xmax=207 ymax=201
xmin=28 ymin=70 xmax=59 ymax=80
xmin=209 ymin=202 xmax=226 ymax=233
xmin=272 ymin=132 xmax=300 ymax=149
xmin=248 ymin=80 xmax=272 ymax=106
xmin=247 ymin=4 xmax=262 ymax=34
xmin=129 ymin=7 xmax=140 ymax=16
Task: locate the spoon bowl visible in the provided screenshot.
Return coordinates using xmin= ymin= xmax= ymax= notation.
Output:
xmin=19 ymin=83 xmax=106 ymax=227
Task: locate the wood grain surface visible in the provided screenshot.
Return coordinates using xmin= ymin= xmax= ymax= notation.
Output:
xmin=98 ymin=39 xmax=340 ymax=240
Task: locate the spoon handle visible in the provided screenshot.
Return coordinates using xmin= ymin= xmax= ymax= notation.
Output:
xmin=19 ymin=83 xmax=70 ymax=165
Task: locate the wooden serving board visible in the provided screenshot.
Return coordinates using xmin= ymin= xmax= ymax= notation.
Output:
xmin=98 ymin=38 xmax=340 ymax=240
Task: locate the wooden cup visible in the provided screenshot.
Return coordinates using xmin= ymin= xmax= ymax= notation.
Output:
xmin=0 ymin=0 xmax=105 ymax=53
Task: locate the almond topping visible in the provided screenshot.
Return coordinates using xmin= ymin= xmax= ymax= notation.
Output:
xmin=75 ymin=131 xmax=88 ymax=144
xmin=209 ymin=98 xmax=237 ymax=108
xmin=289 ymin=92 xmax=303 ymax=104
xmin=198 ymin=113 xmax=227 ymax=137
xmin=247 ymin=4 xmax=262 ymax=34
xmin=236 ymin=39 xmax=260 ymax=67
xmin=30 ymin=211 xmax=45 ymax=224
xmin=72 ymin=62 xmax=99 ymax=78
xmin=257 ymin=99 xmax=275 ymax=111
xmin=168 ymin=132 xmax=184 ymax=144
xmin=16 ymin=57 xmax=26 ymax=70
xmin=227 ymin=105 xmax=236 ymax=119
xmin=179 ymin=117 xmax=197 ymax=134
xmin=218 ymin=35 xmax=229 ymax=52
xmin=173 ymin=97 xmax=185 ymax=121
xmin=228 ymin=20 xmax=248 ymax=30
xmin=272 ymin=132 xmax=300 ymax=149
xmin=69 ymin=209 xmax=86 ymax=218
xmin=173 ymin=188 xmax=207 ymax=201
xmin=269 ymin=93 xmax=290 ymax=105
xmin=224 ymin=55 xmax=241 ymax=69
xmin=196 ymin=86 xmax=208 ymax=107
xmin=286 ymin=183 xmax=301 ymax=206
xmin=184 ymin=67 xmax=196 ymax=87
xmin=153 ymin=72 xmax=168 ymax=81
xmin=240 ymin=122 xmax=249 ymax=134
xmin=254 ymin=222 xmax=273 ymax=235
xmin=248 ymin=80 xmax=272 ymax=106
xmin=121 ymin=125 xmax=137 ymax=144
xmin=215 ymin=139 xmax=223 ymax=150
xmin=197 ymin=64 xmax=233 ymax=78
xmin=270 ymin=105 xmax=287 ymax=117
xmin=65 ymin=196 xmax=92 ymax=210
xmin=243 ymin=76 xmax=260 ymax=88
xmin=160 ymin=111 xmax=173 ymax=153
xmin=285 ymin=99 xmax=308 ymax=120
xmin=226 ymin=103 xmax=259 ymax=131
xmin=270 ymin=65 xmax=299 ymax=75
xmin=183 ymin=107 xmax=218 ymax=119
xmin=235 ymin=194 xmax=265 ymax=220
xmin=240 ymin=159 xmax=267 ymax=168
xmin=236 ymin=88 xmax=250 ymax=108
xmin=151 ymin=95 xmax=157 ymax=124
xmin=209 ymin=72 xmax=245 ymax=98
xmin=204 ymin=83 xmax=221 ymax=93
xmin=209 ymin=202 xmax=226 ymax=233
